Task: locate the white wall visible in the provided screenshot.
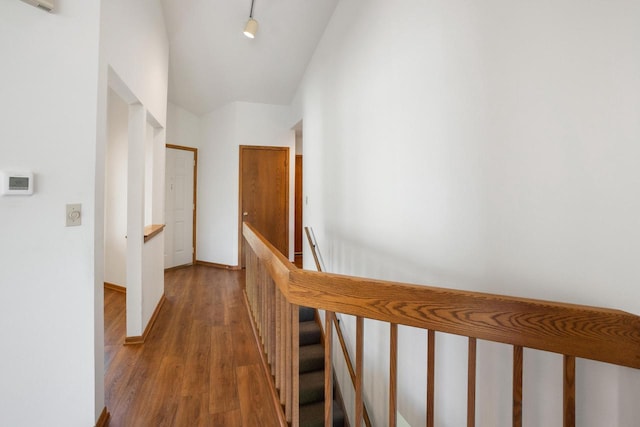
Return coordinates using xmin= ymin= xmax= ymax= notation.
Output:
xmin=198 ymin=103 xmax=237 ymax=264
xmin=105 ymin=89 xmax=129 ymax=287
xmin=0 ymin=1 xmax=101 ymax=425
xmin=96 ymin=0 xmax=169 ymax=416
xmin=167 ymin=102 xmax=200 ymax=148
xmin=145 ymin=122 xmax=155 ymax=225
xmin=293 ymin=1 xmax=640 ymax=426
xmin=100 ymin=1 xmax=168 ymax=126
xmin=144 ymin=124 xmax=166 ymax=327
xmin=198 ymin=102 xmax=295 ymax=266
xmin=142 ymin=231 xmax=165 ymax=327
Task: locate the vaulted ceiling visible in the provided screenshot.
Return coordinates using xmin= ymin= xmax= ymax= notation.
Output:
xmin=160 ymin=0 xmax=339 ymax=115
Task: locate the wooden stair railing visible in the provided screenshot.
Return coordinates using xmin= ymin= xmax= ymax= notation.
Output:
xmin=243 ymin=222 xmax=640 ymax=427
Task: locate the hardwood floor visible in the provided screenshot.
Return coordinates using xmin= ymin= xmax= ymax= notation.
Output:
xmin=104 ymin=266 xmax=281 ymax=426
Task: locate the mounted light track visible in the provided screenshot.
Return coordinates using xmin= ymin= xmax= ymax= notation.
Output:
xmin=20 ymin=0 xmax=54 ymax=12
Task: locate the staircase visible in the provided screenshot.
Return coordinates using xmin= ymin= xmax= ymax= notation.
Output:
xmin=299 ymin=306 xmax=346 ymax=427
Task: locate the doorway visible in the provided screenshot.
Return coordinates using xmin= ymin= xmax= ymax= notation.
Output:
xmin=239 ymin=145 xmax=290 ymax=267
xmin=165 ymin=144 xmax=197 ymax=269
xmin=293 ymin=123 xmax=303 ymax=268
xmin=105 ymin=88 xmax=128 ymax=290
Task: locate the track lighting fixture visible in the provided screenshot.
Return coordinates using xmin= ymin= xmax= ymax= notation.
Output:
xmin=243 ymin=0 xmax=258 ymax=39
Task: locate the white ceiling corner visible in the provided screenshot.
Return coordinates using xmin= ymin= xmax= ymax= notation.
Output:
xmin=160 ymin=0 xmax=339 ymax=115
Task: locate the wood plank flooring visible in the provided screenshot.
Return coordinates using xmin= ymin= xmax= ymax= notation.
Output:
xmin=104 ymin=265 xmax=280 ymax=426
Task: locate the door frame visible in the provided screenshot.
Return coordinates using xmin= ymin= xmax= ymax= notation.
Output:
xmin=166 ymin=143 xmax=198 ymax=265
xmin=238 ymin=145 xmax=290 ymax=267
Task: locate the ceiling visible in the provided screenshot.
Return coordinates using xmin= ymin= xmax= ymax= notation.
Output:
xmin=160 ymin=0 xmax=339 ymax=115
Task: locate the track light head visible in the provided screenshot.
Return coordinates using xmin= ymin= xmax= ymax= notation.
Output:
xmin=243 ymin=18 xmax=258 ymax=39
xmin=243 ymin=0 xmax=259 ymax=39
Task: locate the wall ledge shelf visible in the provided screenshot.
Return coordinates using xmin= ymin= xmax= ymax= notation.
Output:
xmin=144 ymin=224 xmax=165 ymax=243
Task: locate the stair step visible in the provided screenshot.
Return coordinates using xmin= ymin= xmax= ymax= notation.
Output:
xmin=299 ymin=343 xmax=324 ymax=373
xmin=297 ymin=306 xmax=346 ymax=427
xmin=299 ymin=370 xmax=325 ymax=405
xmin=300 ymin=320 xmax=322 ymax=346
xmin=300 ymin=306 xmax=316 ymax=322
xmin=300 ymin=399 xmax=345 ymax=427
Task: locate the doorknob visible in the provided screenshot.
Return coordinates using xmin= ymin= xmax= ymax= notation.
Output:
xmin=243 ymin=212 xmax=249 ymax=216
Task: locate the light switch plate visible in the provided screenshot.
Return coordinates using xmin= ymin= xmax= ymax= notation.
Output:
xmin=66 ymin=203 xmax=81 ymax=226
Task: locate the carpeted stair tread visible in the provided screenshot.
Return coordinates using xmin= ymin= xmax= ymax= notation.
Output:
xmin=300 ymin=306 xmax=316 ymax=322
xmin=300 ymin=320 xmax=322 ymax=346
xmin=300 ymin=399 xmax=345 ymax=427
xmin=297 ymin=307 xmax=346 ymax=427
xmin=299 ymin=344 xmax=324 ymax=373
xmin=299 ymin=370 xmax=325 ymax=405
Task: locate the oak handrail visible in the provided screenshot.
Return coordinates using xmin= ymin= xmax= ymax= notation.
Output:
xmin=243 ymin=221 xmax=640 ymax=427
xmin=286 ymin=269 xmax=640 ymax=369
xmin=246 ymin=221 xmax=640 ymax=370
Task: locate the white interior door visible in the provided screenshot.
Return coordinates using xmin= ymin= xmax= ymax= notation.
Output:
xmin=165 ymin=147 xmax=195 ymax=268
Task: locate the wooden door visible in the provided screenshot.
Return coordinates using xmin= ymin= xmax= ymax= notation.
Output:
xmin=239 ymin=146 xmax=289 ymax=266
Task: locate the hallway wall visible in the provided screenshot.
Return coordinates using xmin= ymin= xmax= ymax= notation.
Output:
xmin=0 ymin=1 xmax=101 ymax=425
xmin=197 ymin=102 xmax=295 ymax=266
xmin=0 ymin=0 xmax=168 ymax=424
xmin=167 ymin=102 xmax=201 ymax=149
xmin=97 ymin=0 xmax=169 ymax=370
xmin=292 ymin=0 xmax=640 ymax=426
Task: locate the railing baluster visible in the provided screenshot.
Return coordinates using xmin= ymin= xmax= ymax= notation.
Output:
xmin=261 ymin=267 xmax=267 ymax=345
xmin=285 ymin=301 xmax=293 ymax=423
xmin=427 ymin=330 xmax=435 ymax=427
xmin=280 ymin=294 xmax=286 ymax=405
xmin=325 ymin=311 xmax=334 ymax=427
xmin=513 ymin=345 xmax=523 ymax=427
xmin=355 ymin=316 xmax=364 ymax=427
xmin=265 ymin=275 xmax=271 ymax=368
xmin=256 ymin=261 xmax=262 ymax=337
xmin=390 ymin=323 xmax=398 ymax=427
xmin=243 ymin=245 xmax=287 ymax=427
xmin=468 ymin=337 xmax=476 ymax=427
xmin=292 ymin=303 xmax=300 ymax=427
xmin=275 ymin=291 xmax=281 ymax=392
xmin=564 ymin=355 xmax=575 ymax=427
xmin=269 ymin=277 xmax=276 ymax=375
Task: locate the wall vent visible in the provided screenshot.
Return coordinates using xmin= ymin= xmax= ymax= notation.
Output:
xmin=20 ymin=0 xmax=54 ymax=12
